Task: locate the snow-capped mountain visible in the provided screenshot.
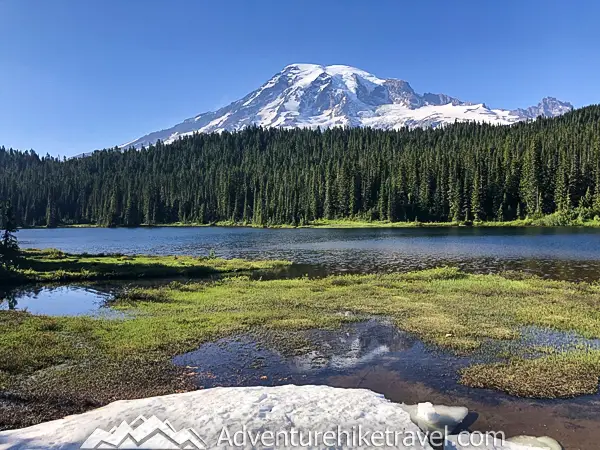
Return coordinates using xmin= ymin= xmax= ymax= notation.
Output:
xmin=122 ymin=64 xmax=573 ymax=148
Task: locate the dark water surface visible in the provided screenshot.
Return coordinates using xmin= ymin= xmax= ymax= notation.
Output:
xmin=17 ymin=226 xmax=600 ymax=281
xmin=174 ymin=320 xmax=600 ymax=450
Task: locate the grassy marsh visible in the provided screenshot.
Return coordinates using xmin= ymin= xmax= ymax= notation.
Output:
xmin=4 ymin=268 xmax=600 ymax=393
xmin=460 ymin=351 xmax=600 ymax=398
xmin=0 ymin=248 xmax=290 ymax=287
xmin=3 ymin=263 xmax=600 ymax=429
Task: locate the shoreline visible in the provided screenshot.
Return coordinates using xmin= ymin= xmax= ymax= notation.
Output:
xmin=17 ymin=217 xmax=600 ymax=230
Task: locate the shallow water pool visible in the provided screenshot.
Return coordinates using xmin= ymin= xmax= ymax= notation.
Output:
xmin=0 ymin=285 xmax=123 ymax=318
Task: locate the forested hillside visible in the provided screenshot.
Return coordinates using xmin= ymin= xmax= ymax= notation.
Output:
xmin=1 ymin=105 xmax=599 ymax=227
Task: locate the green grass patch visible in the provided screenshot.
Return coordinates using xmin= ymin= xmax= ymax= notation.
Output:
xmin=309 ymin=216 xmax=600 ymax=228
xmin=461 ymin=351 xmax=600 ymax=398
xmin=1 ymin=248 xmax=291 ymax=287
xmin=6 ymin=268 xmax=600 ymax=381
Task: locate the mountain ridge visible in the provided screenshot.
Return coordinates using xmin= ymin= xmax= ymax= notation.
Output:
xmin=122 ymin=63 xmax=573 ymax=149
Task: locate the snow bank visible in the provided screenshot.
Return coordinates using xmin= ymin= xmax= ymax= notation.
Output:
xmin=400 ymin=402 xmax=469 ymax=434
xmin=0 ymin=385 xmax=559 ymax=449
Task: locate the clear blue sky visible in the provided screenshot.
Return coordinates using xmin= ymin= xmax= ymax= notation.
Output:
xmin=1 ymin=0 xmax=598 ymax=156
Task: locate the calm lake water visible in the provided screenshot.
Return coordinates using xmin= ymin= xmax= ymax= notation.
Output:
xmin=17 ymin=226 xmax=600 ymax=281
xmin=0 ymin=285 xmax=124 ymax=318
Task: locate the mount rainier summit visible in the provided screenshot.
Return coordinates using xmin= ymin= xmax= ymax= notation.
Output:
xmin=123 ymin=63 xmax=573 ymax=148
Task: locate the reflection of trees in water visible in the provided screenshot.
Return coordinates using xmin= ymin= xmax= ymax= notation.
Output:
xmin=1 ymin=285 xmax=46 ymax=311
xmin=0 ymin=291 xmax=18 ymax=309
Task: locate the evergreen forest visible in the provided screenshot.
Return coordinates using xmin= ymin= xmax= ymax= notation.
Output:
xmin=1 ymin=105 xmax=599 ymax=227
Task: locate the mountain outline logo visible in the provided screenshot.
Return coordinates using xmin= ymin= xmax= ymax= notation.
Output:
xmin=80 ymin=414 xmax=206 ymax=449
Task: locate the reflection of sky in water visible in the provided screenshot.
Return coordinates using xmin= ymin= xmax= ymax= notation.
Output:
xmin=172 ymin=319 xmax=600 ymax=406
xmin=291 ymin=344 xmax=390 ymax=371
xmin=173 ymin=320 xmax=418 ymax=381
xmin=0 ymin=286 xmax=122 ymax=318
xmin=16 ymin=226 xmax=600 ymax=281
xmin=172 ymin=320 xmax=600 ymax=450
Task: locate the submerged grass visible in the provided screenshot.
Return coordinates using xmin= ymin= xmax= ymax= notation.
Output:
xmin=0 ymin=248 xmax=290 ymax=287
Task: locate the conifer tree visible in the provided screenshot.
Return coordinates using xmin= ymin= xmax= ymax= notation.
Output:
xmin=45 ymin=193 xmax=58 ymax=228
xmin=471 ymin=169 xmax=482 ymax=221
xmin=520 ymin=140 xmax=542 ymax=217
xmin=0 ymin=200 xmax=19 ymax=268
xmin=554 ymin=157 xmax=571 ymax=212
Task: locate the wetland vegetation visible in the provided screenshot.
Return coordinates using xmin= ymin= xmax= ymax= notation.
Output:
xmin=0 ymin=248 xmax=290 ymax=287
xmin=3 ymin=254 xmax=600 ymax=430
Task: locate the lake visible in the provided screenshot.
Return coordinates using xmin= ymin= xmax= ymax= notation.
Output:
xmin=16 ymin=226 xmax=600 ymax=281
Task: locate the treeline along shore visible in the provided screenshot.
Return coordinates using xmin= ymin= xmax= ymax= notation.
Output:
xmin=1 ymin=105 xmax=600 ymax=227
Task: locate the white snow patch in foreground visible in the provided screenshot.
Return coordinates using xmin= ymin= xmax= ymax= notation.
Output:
xmin=401 ymin=402 xmax=469 ymax=434
xmin=0 ymin=385 xmax=557 ymax=449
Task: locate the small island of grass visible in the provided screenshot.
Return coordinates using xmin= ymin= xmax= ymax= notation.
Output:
xmin=0 ymin=248 xmax=291 ymax=287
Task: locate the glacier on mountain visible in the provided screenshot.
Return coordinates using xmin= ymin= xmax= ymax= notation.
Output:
xmin=122 ymin=64 xmax=573 ymax=149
